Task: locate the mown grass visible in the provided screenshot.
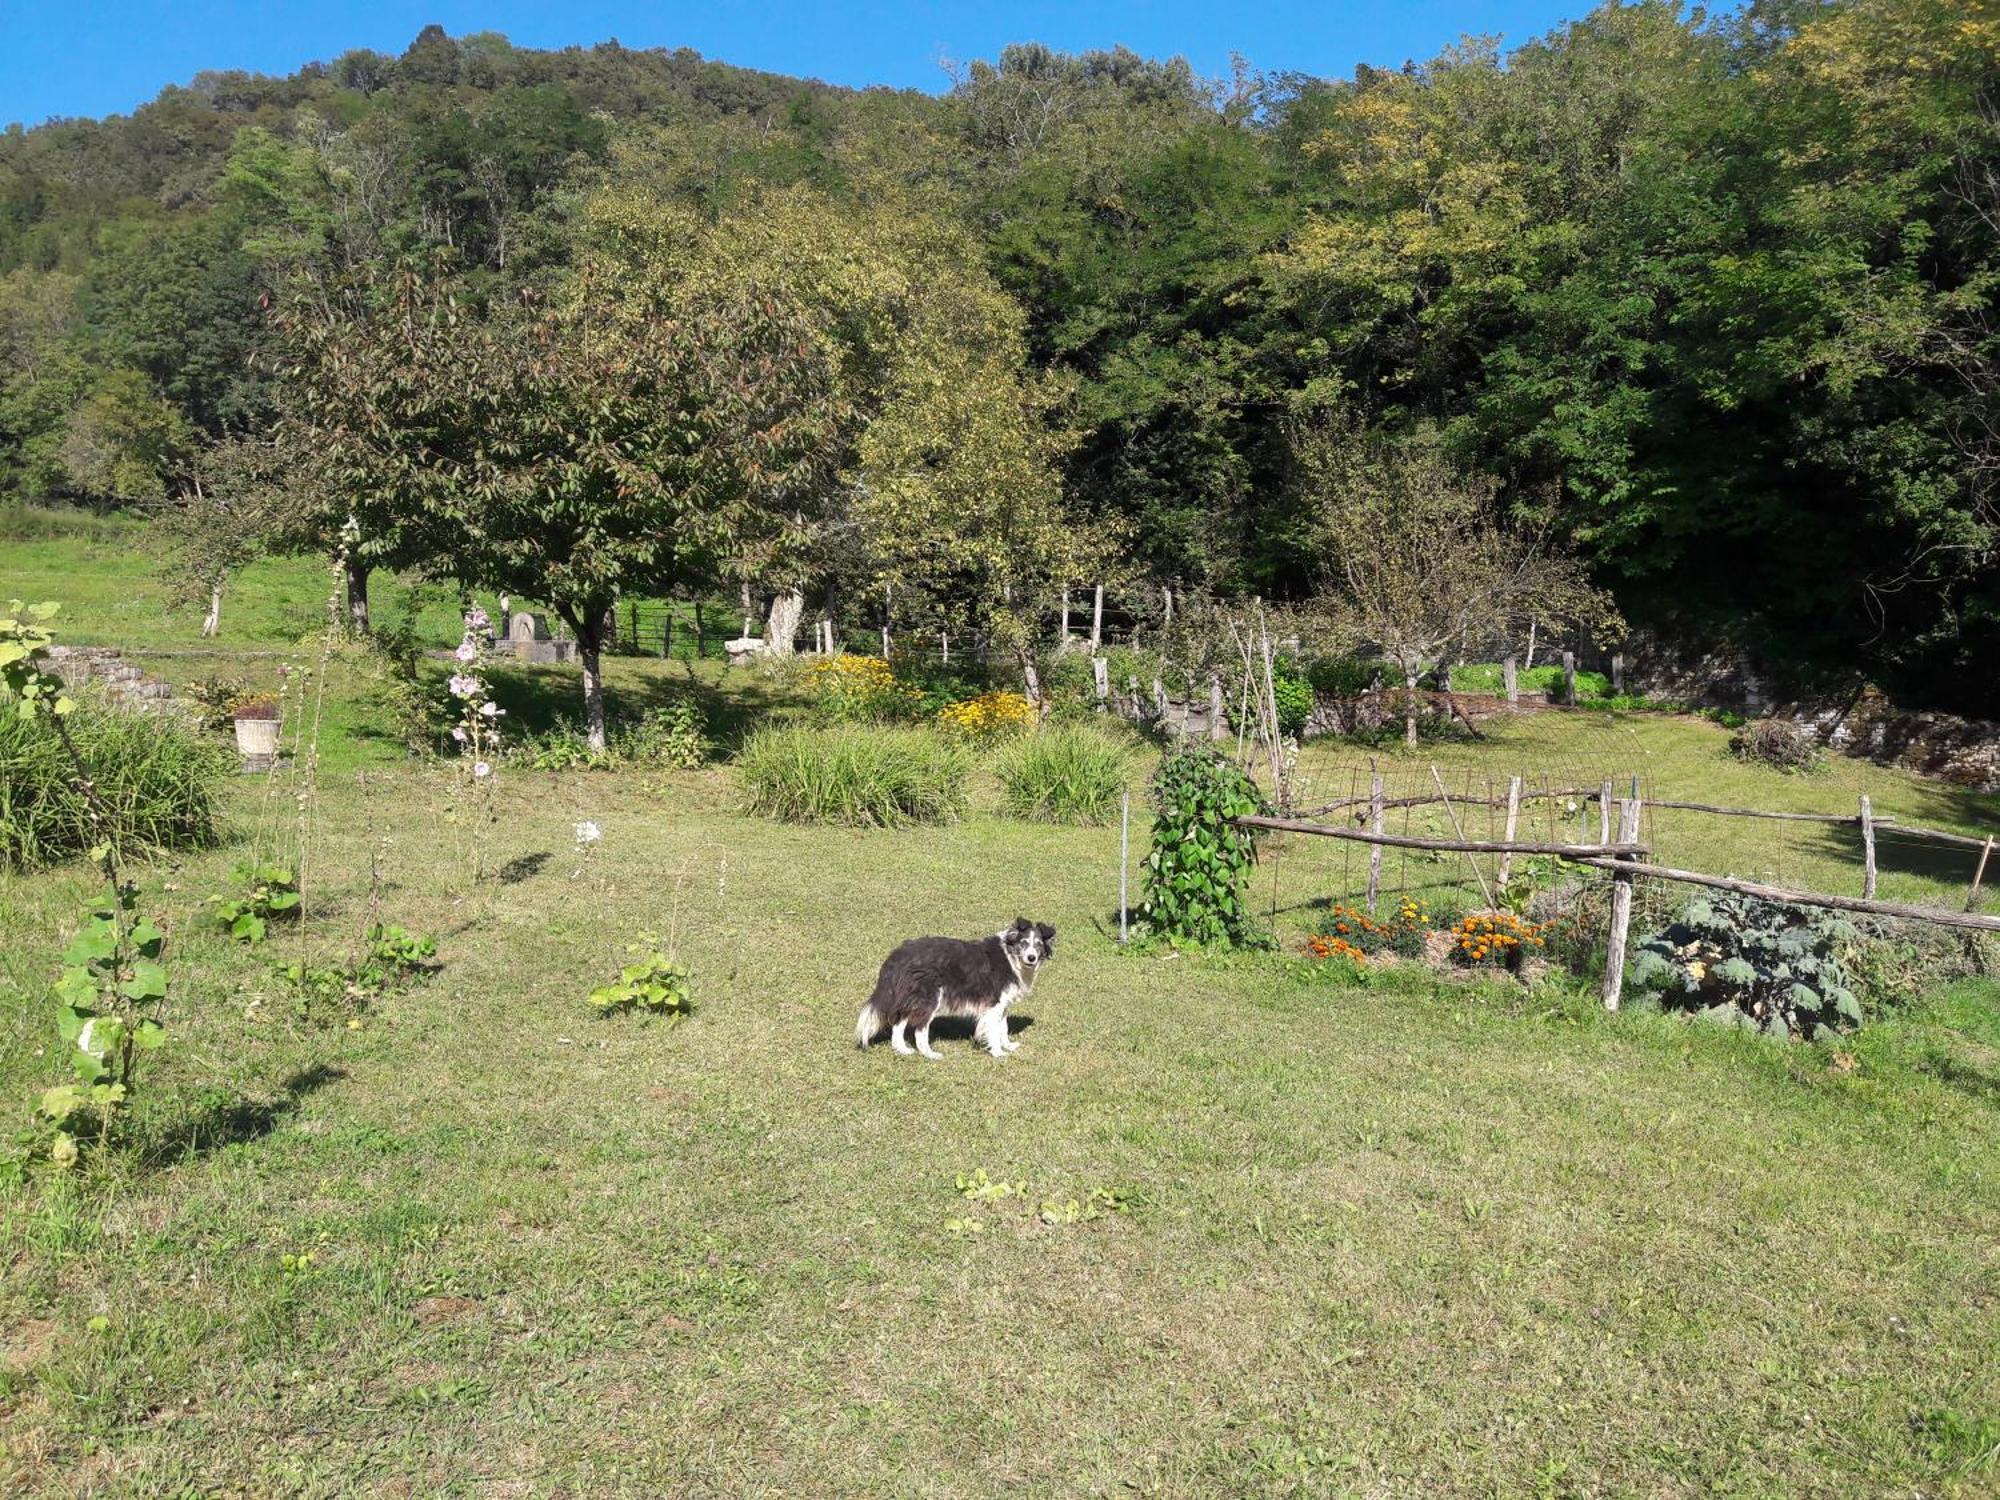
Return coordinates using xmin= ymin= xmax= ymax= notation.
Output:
xmin=1 ymin=522 xmax=1998 ymax=1493
xmin=0 ymin=761 xmax=1995 ymax=1495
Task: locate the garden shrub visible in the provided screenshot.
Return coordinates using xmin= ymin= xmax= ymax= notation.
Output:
xmin=1312 ymin=897 xmax=1434 ymax=958
xmin=995 ymin=724 xmax=1130 ymax=825
xmin=1729 ymin=718 xmax=1825 ymax=774
xmin=207 ymin=862 xmax=301 ymax=944
xmin=512 ymin=696 xmax=709 ymax=771
xmin=1628 ymin=891 xmax=1862 ymax=1040
xmin=938 ymin=689 xmax=1037 ymax=741
xmin=1306 ymin=656 xmax=1391 ymax=697
xmin=0 ymin=701 xmax=230 ymax=870
xmin=739 ymin=725 xmax=971 ymax=827
xmin=184 ymin=674 xmax=252 ymax=733
xmin=807 ymin=655 xmax=920 ymax=725
xmin=1137 ymin=745 xmax=1268 ymax=947
xmin=1271 ymin=657 xmax=1314 ymax=737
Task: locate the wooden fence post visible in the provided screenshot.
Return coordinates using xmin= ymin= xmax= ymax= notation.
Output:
xmin=661 ymin=607 xmax=672 ymax=660
xmin=1061 ymin=589 xmax=1071 ymax=647
xmin=1503 ymin=656 xmax=1518 ymax=704
xmin=1970 ymin=837 xmax=1995 ymax=913
xmin=1859 ymin=795 xmax=1877 ymax=900
xmin=1562 ymin=650 xmax=1577 ymax=705
xmin=1611 ymin=652 xmax=1625 ymax=694
xmin=1092 ymin=655 xmax=1109 ymax=704
xmin=1091 ymin=584 xmax=1104 ymax=650
xmin=694 ymin=600 xmax=706 ymax=660
xmin=1499 ymin=775 xmax=1523 ymax=887
xmin=1119 ymin=791 xmax=1131 ymax=944
xmin=1365 ymin=771 xmax=1385 ymax=914
xmin=1209 ymin=677 xmax=1226 ymax=742
xmin=1601 ymin=794 xmax=1643 ymax=1010
xmin=1598 ymin=779 xmax=1613 ymax=846
xmin=941 ymin=632 xmax=949 ymax=667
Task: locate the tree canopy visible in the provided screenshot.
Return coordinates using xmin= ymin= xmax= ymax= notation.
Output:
xmin=2 ymin=7 xmax=1996 ymax=711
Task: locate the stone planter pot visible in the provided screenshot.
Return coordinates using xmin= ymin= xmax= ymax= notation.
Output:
xmin=234 ymin=716 xmax=282 ymax=759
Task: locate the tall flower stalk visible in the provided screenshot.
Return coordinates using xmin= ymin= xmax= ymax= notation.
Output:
xmin=448 ymin=604 xmax=505 ymax=883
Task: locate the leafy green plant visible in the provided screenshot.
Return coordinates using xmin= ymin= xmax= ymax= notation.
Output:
xmin=366 ymin=922 xmax=438 ymax=977
xmin=208 ymin=862 xmax=301 ymax=944
xmin=1498 ymin=855 xmax=1567 ymax=918
xmin=273 ymin=922 xmax=437 ymax=1025
xmin=40 ymin=869 xmax=171 ymax=1162
xmin=184 ymin=674 xmax=252 ymax=732
xmin=1271 ymin=657 xmax=1314 ymax=737
xmin=995 ymin=724 xmax=1130 ymax=825
xmin=1629 ymin=891 xmax=1862 ymax=1040
xmin=589 ymin=933 xmax=694 ymax=1019
xmin=738 ymin=725 xmax=971 ymax=827
xmin=955 ymin=1168 xmax=1025 ymax=1202
xmin=1137 ymin=745 xmax=1269 ymax=948
xmin=623 ymin=697 xmax=708 ymax=769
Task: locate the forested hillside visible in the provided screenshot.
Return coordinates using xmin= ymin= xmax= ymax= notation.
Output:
xmin=3 ymin=3 xmax=1996 ymax=712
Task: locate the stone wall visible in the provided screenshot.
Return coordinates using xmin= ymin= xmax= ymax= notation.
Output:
xmin=1774 ymin=689 xmax=2000 ymax=792
xmin=41 ymin=646 xmax=183 ymax=714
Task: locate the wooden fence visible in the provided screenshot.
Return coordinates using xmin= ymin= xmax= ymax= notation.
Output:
xmin=1233 ymin=784 xmax=2000 ymax=1012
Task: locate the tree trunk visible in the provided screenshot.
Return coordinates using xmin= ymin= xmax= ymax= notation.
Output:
xmin=344 ymin=555 xmax=371 ymax=634
xmin=201 ymin=583 xmax=222 ymax=639
xmin=1404 ymin=669 xmax=1420 ymax=748
xmin=1020 ymin=650 xmax=1044 ymax=714
xmin=576 ymin=615 xmax=608 ymax=753
xmin=765 ymin=587 xmax=805 ymax=657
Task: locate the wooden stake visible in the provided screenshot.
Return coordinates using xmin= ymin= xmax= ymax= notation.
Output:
xmin=1970 ymin=836 xmax=1995 ymax=914
xmin=1503 ymin=656 xmax=1518 ymax=703
xmin=1091 ymin=584 xmax=1104 ymax=650
xmin=1499 ymin=775 xmax=1523 ymax=887
xmin=1119 ymin=791 xmax=1131 ymax=944
xmin=1428 ymin=765 xmax=1498 ymax=910
xmin=1562 ymin=650 xmax=1577 ymax=705
xmin=1365 ymin=770 xmax=1385 ymax=914
xmin=1598 ymin=779 xmax=1613 ymax=845
xmin=1061 ymin=588 xmax=1071 ymax=646
xmin=1859 ymin=794 xmax=1877 ymax=900
xmin=1601 ymin=794 xmax=1643 ymax=1010
xmin=1611 ymin=652 xmax=1625 ymax=694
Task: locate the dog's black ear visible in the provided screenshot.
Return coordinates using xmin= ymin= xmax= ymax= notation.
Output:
xmin=1036 ymin=921 xmax=1056 ymax=945
xmin=1013 ymin=916 xmax=1031 ymax=932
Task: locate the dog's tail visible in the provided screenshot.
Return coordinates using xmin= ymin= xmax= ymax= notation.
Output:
xmin=854 ymin=1002 xmax=881 ymax=1050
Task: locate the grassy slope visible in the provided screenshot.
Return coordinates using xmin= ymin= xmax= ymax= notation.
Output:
xmin=0 ymin=513 xmax=1996 ymax=1494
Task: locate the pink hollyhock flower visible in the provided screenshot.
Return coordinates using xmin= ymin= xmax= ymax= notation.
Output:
xmin=451 ymin=726 xmax=467 ymax=743
xmin=473 ymin=761 xmax=492 ymax=779
xmin=449 ymin=674 xmax=480 ymax=698
xmin=454 ymin=641 xmax=478 ymax=663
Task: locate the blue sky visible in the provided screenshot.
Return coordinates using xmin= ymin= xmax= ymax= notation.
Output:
xmin=1 ymin=2 xmax=1596 ymax=129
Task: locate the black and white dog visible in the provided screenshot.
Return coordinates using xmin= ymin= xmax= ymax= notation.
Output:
xmin=855 ymin=918 xmax=1056 ymax=1060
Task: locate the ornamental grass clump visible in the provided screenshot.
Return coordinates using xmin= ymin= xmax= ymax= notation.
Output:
xmin=738 ymin=725 xmax=971 ymax=827
xmin=0 ymin=699 xmax=230 ymax=871
xmin=995 ymin=724 xmax=1130 ymax=825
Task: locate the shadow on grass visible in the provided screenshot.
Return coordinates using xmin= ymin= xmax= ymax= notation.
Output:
xmin=923 ymin=1014 xmax=1037 ymax=1044
xmin=143 ymin=1062 xmax=348 ymax=1166
xmin=496 ymin=851 xmax=552 ymax=885
xmin=481 ymin=657 xmax=809 ymax=757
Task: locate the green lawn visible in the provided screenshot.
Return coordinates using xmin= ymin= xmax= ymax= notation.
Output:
xmin=2 ymin=516 xmax=1998 ymax=1494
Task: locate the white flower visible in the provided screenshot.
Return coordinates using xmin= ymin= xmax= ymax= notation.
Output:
xmin=574 ymin=821 xmax=603 ymax=845
xmin=480 ymin=701 xmax=503 ymax=717
xmin=473 ymin=761 xmax=492 ymax=779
